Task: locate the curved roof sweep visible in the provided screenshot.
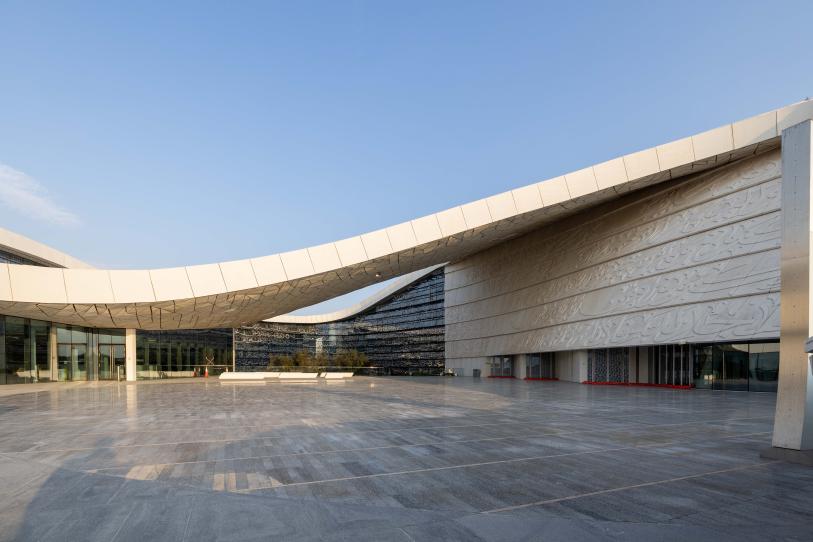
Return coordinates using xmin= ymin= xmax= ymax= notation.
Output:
xmin=0 ymin=227 xmax=92 ymax=269
xmin=0 ymin=99 xmax=811 ymax=330
xmin=267 ymin=264 xmax=445 ymax=324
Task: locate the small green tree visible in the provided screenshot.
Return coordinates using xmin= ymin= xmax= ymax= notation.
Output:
xmin=293 ymin=350 xmax=313 ymax=367
xmin=333 ymin=349 xmax=369 ymax=368
xmin=314 ymin=351 xmax=329 ymax=370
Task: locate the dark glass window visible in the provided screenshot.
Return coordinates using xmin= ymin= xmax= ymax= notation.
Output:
xmin=135 ymin=328 xmax=233 ymax=379
xmin=0 ymin=248 xmax=45 ymax=266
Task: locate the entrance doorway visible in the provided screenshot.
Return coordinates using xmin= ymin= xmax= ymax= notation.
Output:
xmin=56 ymin=326 xmax=126 ymax=381
xmin=98 ymin=344 xmax=126 ymax=380
xmin=693 ymin=343 xmax=776 ymax=392
xmin=490 ymin=356 xmax=513 ymax=377
xmin=57 ymin=344 xmax=87 ymax=381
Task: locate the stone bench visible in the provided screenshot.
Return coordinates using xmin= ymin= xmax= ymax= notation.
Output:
xmin=322 ymin=372 xmax=355 ymax=379
xmin=276 ymin=372 xmax=319 ymax=382
xmin=219 ymin=372 xmax=272 ymax=381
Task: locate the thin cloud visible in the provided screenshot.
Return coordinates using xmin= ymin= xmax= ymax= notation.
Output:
xmin=0 ymin=163 xmax=79 ymax=226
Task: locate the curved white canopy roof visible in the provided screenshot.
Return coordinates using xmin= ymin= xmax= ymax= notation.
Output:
xmin=0 ymin=100 xmax=810 ymax=329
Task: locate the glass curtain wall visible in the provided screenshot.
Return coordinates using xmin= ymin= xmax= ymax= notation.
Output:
xmin=525 ymin=352 xmax=555 ymax=379
xmin=235 ymin=269 xmax=445 ymax=374
xmin=135 ymin=329 xmax=232 ymax=379
xmin=490 ymin=356 xmax=513 ymax=377
xmin=0 ymin=248 xmax=44 ymax=266
xmin=57 ymin=325 xmax=88 ymax=381
xmin=693 ymin=342 xmax=778 ymax=392
xmin=56 ymin=325 xmax=127 ymax=381
xmin=648 ymin=344 xmax=693 ymax=387
xmin=0 ymin=316 xmax=51 ymax=384
xmin=97 ymin=330 xmax=126 ymax=380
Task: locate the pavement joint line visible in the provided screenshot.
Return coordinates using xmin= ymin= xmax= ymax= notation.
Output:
xmin=83 ymin=430 xmax=774 ymax=475
xmin=0 ymin=407 xmax=770 ymax=435
xmin=480 ymin=460 xmax=780 ymax=514
xmin=2 ymin=415 xmax=774 ymax=456
xmin=230 ymin=431 xmax=775 ymax=493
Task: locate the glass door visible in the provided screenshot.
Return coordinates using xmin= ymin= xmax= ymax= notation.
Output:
xmin=715 ymin=344 xmax=748 ymax=391
xmin=749 ymin=343 xmax=779 ymax=392
xmin=491 ymin=356 xmax=513 ymax=377
xmin=526 ymin=354 xmax=541 ymax=378
xmin=97 ymin=344 xmax=113 ymax=380
xmin=693 ymin=345 xmax=714 ymax=389
xmin=114 ymin=344 xmax=126 ymax=380
xmin=72 ymin=345 xmax=87 ymax=381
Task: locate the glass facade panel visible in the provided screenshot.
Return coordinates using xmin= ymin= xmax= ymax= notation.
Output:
xmin=135 ymin=328 xmax=232 ymax=379
xmin=693 ymin=345 xmax=714 ymax=389
xmin=490 ymin=356 xmax=513 ymax=377
xmin=3 ymin=317 xmax=29 ymax=384
xmin=31 ymin=319 xmax=50 ymax=382
xmin=648 ymin=344 xmax=692 ymax=386
xmin=719 ymin=344 xmax=749 ymax=391
xmin=526 ymin=354 xmax=541 ymax=379
xmin=0 ymin=248 xmax=44 ymax=266
xmin=0 ymin=317 xmax=51 ymax=384
xmin=749 ymin=343 xmax=779 ymax=393
xmin=98 ymin=344 xmax=113 ymax=380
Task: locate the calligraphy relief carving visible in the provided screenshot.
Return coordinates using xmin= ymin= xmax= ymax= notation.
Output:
xmin=447 ymin=294 xmax=780 ymax=359
xmin=445 ymin=150 xmax=783 ymax=360
xmin=446 ymin=150 xmax=781 ymax=290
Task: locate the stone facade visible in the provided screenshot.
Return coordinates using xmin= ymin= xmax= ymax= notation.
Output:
xmin=445 ymin=150 xmax=781 ymax=373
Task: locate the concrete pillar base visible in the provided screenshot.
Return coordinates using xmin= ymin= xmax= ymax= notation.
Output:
xmin=760 ymin=447 xmax=813 ymax=467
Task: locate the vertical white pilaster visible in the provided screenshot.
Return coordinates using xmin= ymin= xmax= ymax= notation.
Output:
xmin=125 ymin=328 xmax=137 ymax=382
xmin=773 ymin=120 xmax=813 ymax=450
xmin=49 ymin=324 xmax=58 ymax=382
xmin=515 ymin=354 xmax=527 ymax=379
xmin=573 ymin=350 xmax=589 ymax=383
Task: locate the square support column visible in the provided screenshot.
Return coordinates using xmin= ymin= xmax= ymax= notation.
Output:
xmin=515 ymin=354 xmax=527 ymax=379
xmin=773 ymin=120 xmax=813 ymax=451
xmin=125 ymin=329 xmax=137 ymax=382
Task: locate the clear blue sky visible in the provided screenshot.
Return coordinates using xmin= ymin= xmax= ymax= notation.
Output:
xmin=1 ymin=1 xmax=812 ymax=314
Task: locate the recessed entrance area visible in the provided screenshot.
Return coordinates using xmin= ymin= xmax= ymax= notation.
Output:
xmin=489 ymin=355 xmax=514 ymax=377
xmin=56 ymin=327 xmax=126 ymax=381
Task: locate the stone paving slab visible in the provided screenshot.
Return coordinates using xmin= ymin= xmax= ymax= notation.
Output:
xmin=0 ymin=377 xmax=810 ymax=541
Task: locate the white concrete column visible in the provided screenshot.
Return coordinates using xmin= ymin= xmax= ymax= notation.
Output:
xmin=573 ymin=350 xmax=589 ymax=383
xmin=773 ymin=120 xmax=813 ymax=451
xmin=49 ymin=324 xmax=58 ymax=382
xmin=554 ymin=351 xmax=572 ymax=382
xmin=515 ymin=354 xmax=527 ymax=379
xmin=125 ymin=328 xmax=137 ymax=382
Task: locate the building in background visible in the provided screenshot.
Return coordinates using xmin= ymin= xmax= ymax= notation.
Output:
xmin=235 ymin=267 xmax=444 ymax=374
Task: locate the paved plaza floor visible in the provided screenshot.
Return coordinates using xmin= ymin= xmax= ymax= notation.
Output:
xmin=0 ymin=377 xmax=811 ymax=541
